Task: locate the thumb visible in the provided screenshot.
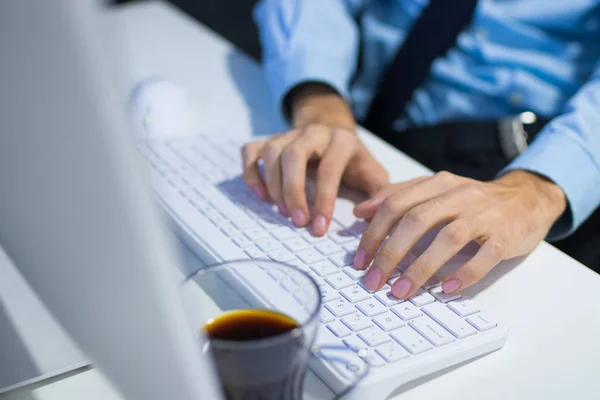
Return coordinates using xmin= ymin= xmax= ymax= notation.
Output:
xmin=353 ymin=176 xmax=429 ymax=219
xmin=343 ymin=156 xmax=390 ymax=196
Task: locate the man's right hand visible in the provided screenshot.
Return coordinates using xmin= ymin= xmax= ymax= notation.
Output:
xmin=241 ymin=83 xmax=389 ymax=236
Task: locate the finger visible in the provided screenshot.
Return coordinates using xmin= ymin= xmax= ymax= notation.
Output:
xmin=310 ymin=129 xmax=356 ymax=235
xmin=342 ymin=143 xmax=390 ymax=195
xmin=260 ymin=133 xmax=298 ymax=213
xmin=354 ymin=172 xmax=459 ymax=271
xmin=241 ymin=141 xmax=269 ymax=201
xmin=281 ymin=126 xmax=331 ymax=227
xmin=362 ymin=194 xmax=465 ymax=291
xmin=441 ymin=238 xmax=505 ymax=293
xmin=390 ymin=218 xmax=480 ymax=299
xmin=353 ymin=176 xmax=429 ymax=219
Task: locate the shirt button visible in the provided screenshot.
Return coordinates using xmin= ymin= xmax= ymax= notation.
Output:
xmin=509 ymin=91 xmax=524 ymax=106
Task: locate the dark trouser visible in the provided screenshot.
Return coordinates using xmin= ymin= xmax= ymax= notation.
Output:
xmin=382 ymin=123 xmax=600 ymax=271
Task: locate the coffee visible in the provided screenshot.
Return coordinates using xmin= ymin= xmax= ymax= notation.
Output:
xmin=204 ymin=309 xmax=300 ymax=341
xmin=203 ymin=309 xmax=309 ymax=400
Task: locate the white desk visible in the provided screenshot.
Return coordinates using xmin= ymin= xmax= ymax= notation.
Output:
xmin=5 ymin=1 xmax=600 ymax=399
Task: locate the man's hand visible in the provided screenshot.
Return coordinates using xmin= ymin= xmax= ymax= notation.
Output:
xmin=241 ymin=83 xmax=389 ymax=235
xmin=353 ymin=170 xmax=567 ymax=297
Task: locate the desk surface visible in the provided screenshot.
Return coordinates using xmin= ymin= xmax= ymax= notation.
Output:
xmin=7 ymin=1 xmax=600 ymax=399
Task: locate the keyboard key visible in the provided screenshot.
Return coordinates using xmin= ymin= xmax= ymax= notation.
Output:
xmin=329 ymin=252 xmax=354 ymax=267
xmin=308 ymin=272 xmax=327 ymax=287
xmin=325 ymin=298 xmax=356 ymax=317
xmin=327 ymin=320 xmax=351 ymax=338
xmin=243 ymin=226 xmax=270 ymax=240
xmin=255 ymin=236 xmax=282 ymax=252
xmin=267 ymin=268 xmax=287 ymax=281
xmin=297 ymin=248 xmax=325 ymax=264
xmin=268 ymin=249 xmax=295 ymax=263
xmin=283 ymin=237 xmax=311 ymax=252
xmin=342 ymin=238 xmax=360 ymax=253
xmin=391 ymin=326 xmax=433 ymax=354
xmin=385 ymin=270 xmax=403 ymax=286
xmin=342 ymin=312 xmax=373 ymax=331
xmin=244 ymin=246 xmax=265 ymax=259
xmin=356 ymin=298 xmax=387 ymax=317
xmin=330 ymin=229 xmax=356 ymax=244
xmin=309 ymin=259 xmax=338 ymax=276
xmin=286 ymin=258 xmax=310 ymax=272
xmin=209 ymin=213 xmax=228 ymax=226
xmin=361 ymin=350 xmax=386 ymax=367
xmin=373 ymin=312 xmax=405 ymax=332
xmin=320 ymin=286 xmax=341 ymax=303
xmin=302 ymin=231 xmax=326 ymax=243
xmin=232 ymin=235 xmax=252 ymax=248
xmin=358 ymin=281 xmax=390 ymax=294
xmin=392 ymin=302 xmax=423 ymax=321
xmin=358 ymin=326 xmax=390 ymax=347
xmin=293 ymin=290 xmax=311 ymax=305
xmin=315 ymin=239 xmax=342 ymax=255
xmin=447 ymin=299 xmax=480 ymax=317
xmin=423 ymin=302 xmax=477 ymax=339
xmin=271 ymin=226 xmax=297 ymax=241
xmin=340 ymin=285 xmax=370 ymax=303
xmin=343 ymin=335 xmax=368 ymax=352
xmin=219 ymin=223 xmax=238 ymax=237
xmin=342 ymin=266 xmax=366 ymax=280
xmin=409 ymin=289 xmax=436 ymax=307
xmin=466 ymin=313 xmax=497 ymax=331
xmin=320 ymin=309 xmax=335 ymax=324
xmin=280 ymin=278 xmax=300 ymax=293
xmin=430 ymin=286 xmax=462 ymax=303
xmin=409 ymin=316 xmax=455 ymax=346
xmin=258 ymin=216 xmax=285 ymax=230
xmin=375 ymin=341 xmax=410 ymax=363
xmin=325 ymin=272 xmax=355 ymax=290
xmin=231 ymin=215 xmax=256 ymax=230
xmin=375 ymin=290 xmax=403 ymax=307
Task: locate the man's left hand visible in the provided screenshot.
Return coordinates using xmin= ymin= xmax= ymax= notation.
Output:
xmin=353 ymin=170 xmax=567 ymax=298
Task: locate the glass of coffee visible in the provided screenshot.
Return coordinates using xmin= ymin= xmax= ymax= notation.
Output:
xmin=181 ymin=259 xmax=367 ymax=400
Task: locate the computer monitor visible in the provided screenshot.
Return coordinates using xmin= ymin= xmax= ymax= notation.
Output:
xmin=0 ymin=1 xmax=222 ymax=399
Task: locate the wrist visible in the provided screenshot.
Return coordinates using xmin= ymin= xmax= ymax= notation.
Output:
xmin=499 ymin=170 xmax=567 ymax=220
xmin=286 ymin=83 xmax=356 ymax=132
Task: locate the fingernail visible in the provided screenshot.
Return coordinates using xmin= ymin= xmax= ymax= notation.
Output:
xmin=251 ymin=185 xmax=266 ymax=201
xmin=442 ymin=278 xmax=462 ymax=294
xmin=312 ymin=214 xmax=327 ymax=234
xmin=391 ymin=278 xmax=412 ymax=299
xmin=363 ymin=268 xmax=382 ymax=290
xmin=291 ymin=208 xmax=308 ymax=226
xmin=277 ymin=199 xmax=289 ymax=217
xmin=354 ymin=249 xmax=366 ymax=269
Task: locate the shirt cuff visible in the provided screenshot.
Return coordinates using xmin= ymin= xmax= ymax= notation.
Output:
xmin=262 ymin=47 xmax=353 ymax=120
xmin=501 ymin=128 xmax=600 ymax=240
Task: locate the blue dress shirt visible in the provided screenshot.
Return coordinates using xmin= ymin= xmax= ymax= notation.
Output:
xmin=253 ymin=0 xmax=600 ymax=238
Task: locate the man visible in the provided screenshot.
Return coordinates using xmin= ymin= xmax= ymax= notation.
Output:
xmin=242 ymin=0 xmax=600 ymax=299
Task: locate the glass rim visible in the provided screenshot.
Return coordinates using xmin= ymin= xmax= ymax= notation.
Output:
xmin=182 ymin=259 xmax=323 ymax=350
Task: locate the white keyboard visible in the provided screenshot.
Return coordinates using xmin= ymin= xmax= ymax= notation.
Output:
xmin=137 ymin=134 xmax=508 ymax=400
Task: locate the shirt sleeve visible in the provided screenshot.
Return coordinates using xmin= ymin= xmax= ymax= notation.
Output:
xmin=253 ymin=0 xmax=361 ymax=109
xmin=503 ymin=65 xmax=600 ymax=240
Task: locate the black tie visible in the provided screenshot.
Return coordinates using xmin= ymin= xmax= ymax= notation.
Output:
xmin=362 ymin=0 xmax=478 ymax=136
